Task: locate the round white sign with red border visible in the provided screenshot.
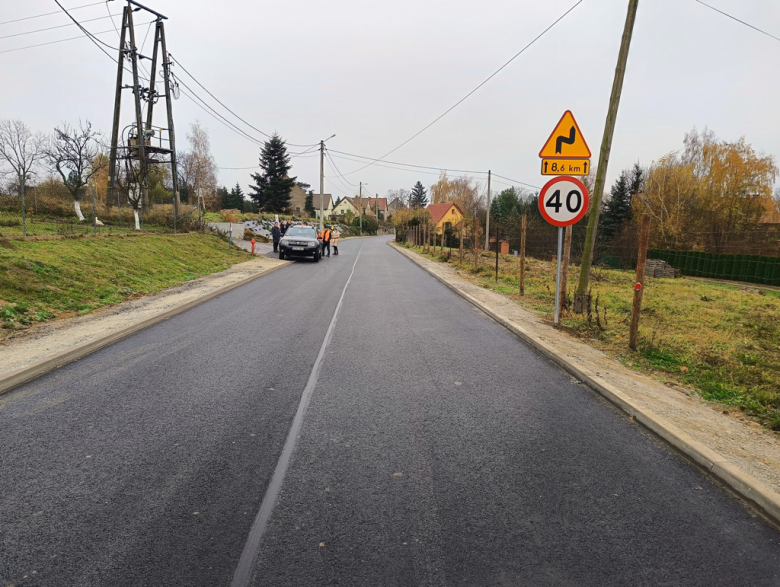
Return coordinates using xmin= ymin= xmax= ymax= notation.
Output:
xmin=538 ymin=176 xmax=590 ymax=227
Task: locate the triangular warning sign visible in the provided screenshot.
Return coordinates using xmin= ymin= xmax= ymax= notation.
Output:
xmin=539 ymin=111 xmax=591 ymax=159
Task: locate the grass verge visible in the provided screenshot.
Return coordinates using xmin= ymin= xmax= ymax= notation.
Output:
xmin=0 ymin=232 xmax=250 ymax=339
xmin=402 ymin=243 xmax=780 ymax=431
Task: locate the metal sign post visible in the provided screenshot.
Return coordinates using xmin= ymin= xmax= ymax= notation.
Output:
xmin=538 ymin=111 xmax=593 ymax=325
xmin=554 ymin=226 xmax=563 ymax=324
xmin=537 ymin=176 xmax=590 ymax=325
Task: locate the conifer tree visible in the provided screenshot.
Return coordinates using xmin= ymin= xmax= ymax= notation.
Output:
xmin=248 ymin=133 xmax=296 ymax=212
xmin=601 ymin=163 xmax=644 ymax=240
xmin=304 ymin=192 xmax=315 ymax=216
xmin=228 ymin=183 xmax=245 ymax=209
xmin=409 ymin=181 xmax=428 ymax=209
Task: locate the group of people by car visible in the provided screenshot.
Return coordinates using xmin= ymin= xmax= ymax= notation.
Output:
xmin=271 ymin=220 xmax=340 ymax=258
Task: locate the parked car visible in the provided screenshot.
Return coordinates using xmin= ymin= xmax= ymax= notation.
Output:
xmin=279 ymin=226 xmax=320 ymax=262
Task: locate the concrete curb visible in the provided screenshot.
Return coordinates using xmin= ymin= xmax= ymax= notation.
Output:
xmin=390 ymin=241 xmax=780 ymax=527
xmin=0 ymin=261 xmax=288 ymax=397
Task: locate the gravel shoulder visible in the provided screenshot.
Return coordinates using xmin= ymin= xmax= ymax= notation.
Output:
xmin=0 ymin=255 xmax=286 ymax=379
xmin=391 ymin=242 xmax=780 ymax=496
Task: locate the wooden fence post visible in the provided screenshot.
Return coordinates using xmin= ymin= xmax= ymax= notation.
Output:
xmin=560 ymin=225 xmax=573 ymax=314
xmin=629 ymin=214 xmax=651 ymax=350
xmin=459 ymin=221 xmax=464 ymax=264
xmin=474 ymin=213 xmax=479 ymax=271
xmin=519 ymin=214 xmax=526 ymax=296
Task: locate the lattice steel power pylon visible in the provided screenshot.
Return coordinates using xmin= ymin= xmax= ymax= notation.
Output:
xmin=107 ymin=0 xmax=180 ymax=229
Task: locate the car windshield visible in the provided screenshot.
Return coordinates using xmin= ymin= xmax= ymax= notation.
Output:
xmin=285 ymin=227 xmax=316 ymax=238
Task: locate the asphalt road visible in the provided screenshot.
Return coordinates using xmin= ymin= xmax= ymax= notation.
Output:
xmin=1 ymin=236 xmax=779 ymax=586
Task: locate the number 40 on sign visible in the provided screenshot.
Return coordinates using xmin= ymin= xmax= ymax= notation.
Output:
xmin=538 ymin=176 xmax=589 ymax=228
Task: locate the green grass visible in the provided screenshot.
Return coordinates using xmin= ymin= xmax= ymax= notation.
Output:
xmin=404 ymin=243 xmax=780 ymax=431
xmin=0 ymin=211 xmax=177 ymax=237
xmin=0 ymin=233 xmax=250 ymax=338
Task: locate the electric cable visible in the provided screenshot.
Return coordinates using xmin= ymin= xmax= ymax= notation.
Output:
xmin=0 ymin=13 xmax=122 ymax=41
xmin=491 ymin=173 xmax=540 ymax=190
xmin=325 ymin=150 xmax=358 ymax=187
xmin=53 ymin=0 xmax=120 ymax=54
xmin=0 ymin=2 xmax=105 ymax=27
xmin=324 ymin=155 xmax=360 ymax=195
xmin=327 ymin=152 xmax=476 ymax=178
xmin=0 ymin=24 xmax=150 ymax=55
xmin=328 ymin=149 xmax=487 ymax=175
xmin=169 ymin=55 xmax=319 ymax=149
xmin=695 ymin=0 xmax=780 ymax=43
xmin=336 ymin=0 xmax=584 ymax=176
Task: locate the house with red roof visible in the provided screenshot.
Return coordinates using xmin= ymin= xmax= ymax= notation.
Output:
xmin=426 ymin=202 xmax=464 ymax=234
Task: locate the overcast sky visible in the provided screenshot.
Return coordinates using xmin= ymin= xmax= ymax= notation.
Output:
xmin=2 ymin=0 xmax=778 ymax=200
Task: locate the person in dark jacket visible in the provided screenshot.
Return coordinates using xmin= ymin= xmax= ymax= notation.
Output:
xmin=281 ymin=220 xmax=289 ymax=236
xmin=271 ymin=222 xmax=281 ymax=252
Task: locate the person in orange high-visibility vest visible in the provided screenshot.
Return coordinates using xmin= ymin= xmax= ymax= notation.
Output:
xmin=321 ymin=227 xmax=332 ymax=257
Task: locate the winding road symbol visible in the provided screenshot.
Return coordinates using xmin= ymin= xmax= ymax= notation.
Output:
xmin=556 ymin=126 xmax=576 ymax=154
xmin=538 ymin=111 xmax=591 ymax=159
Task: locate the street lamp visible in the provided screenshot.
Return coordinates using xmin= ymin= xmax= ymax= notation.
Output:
xmin=319 ymin=134 xmax=336 ymax=229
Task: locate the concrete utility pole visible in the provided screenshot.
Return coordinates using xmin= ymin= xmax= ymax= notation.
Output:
xmin=574 ymin=0 xmax=639 ymax=312
xmin=318 ymin=134 xmax=335 ymax=230
xmin=484 ymin=170 xmax=491 ymax=251
xmin=359 ymin=182 xmax=364 ymax=235
xmin=319 ymin=140 xmax=324 ymax=230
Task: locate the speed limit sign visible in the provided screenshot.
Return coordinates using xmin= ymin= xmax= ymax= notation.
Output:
xmin=538 ymin=176 xmax=590 ymax=227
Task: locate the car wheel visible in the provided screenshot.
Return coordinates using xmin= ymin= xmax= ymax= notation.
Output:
xmin=279 ymin=251 xmax=284 ymax=260
xmin=314 ymin=251 xmax=320 ymax=262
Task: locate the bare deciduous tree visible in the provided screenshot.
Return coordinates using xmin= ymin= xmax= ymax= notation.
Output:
xmin=0 ymin=119 xmax=45 ymax=235
xmin=44 ymin=120 xmax=106 ymax=221
xmin=178 ymin=121 xmax=218 ymax=211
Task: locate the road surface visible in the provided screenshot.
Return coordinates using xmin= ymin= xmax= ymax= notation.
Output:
xmin=1 ymin=236 xmax=778 ymax=586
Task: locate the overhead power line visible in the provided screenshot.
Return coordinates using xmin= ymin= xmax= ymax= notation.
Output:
xmin=53 ymin=0 xmax=119 ymax=57
xmin=338 ymin=0 xmax=584 ymax=176
xmin=0 ymin=23 xmax=153 ymax=55
xmin=325 ymin=150 xmax=359 ymax=187
xmin=0 ymin=12 xmax=121 ymax=41
xmin=328 ymin=149 xmax=487 ymax=175
xmin=695 ymin=0 xmax=780 ymax=43
xmin=169 ymin=55 xmax=319 ymax=149
xmin=0 ymin=1 xmax=105 ymax=27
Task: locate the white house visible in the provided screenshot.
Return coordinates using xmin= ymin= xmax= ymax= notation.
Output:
xmin=332 ymin=196 xmax=359 ymax=217
xmin=313 ymin=194 xmax=335 ymax=220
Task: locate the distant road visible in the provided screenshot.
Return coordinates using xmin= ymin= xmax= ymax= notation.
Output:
xmin=1 ymin=236 xmax=778 ymax=586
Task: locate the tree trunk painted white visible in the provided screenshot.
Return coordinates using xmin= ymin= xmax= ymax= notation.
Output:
xmin=133 ymin=209 xmax=140 ymax=231
xmin=74 ymin=200 xmax=85 ymax=221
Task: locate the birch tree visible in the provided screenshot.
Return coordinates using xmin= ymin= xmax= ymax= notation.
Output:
xmin=0 ymin=119 xmax=45 ymax=234
xmin=44 ymin=120 xmax=106 ymax=221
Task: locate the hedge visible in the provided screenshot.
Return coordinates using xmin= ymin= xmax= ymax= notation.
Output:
xmin=649 ymin=249 xmax=780 ymax=286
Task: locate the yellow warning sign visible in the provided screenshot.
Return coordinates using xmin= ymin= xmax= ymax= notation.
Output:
xmin=538 ymin=111 xmax=591 ymax=159
xmin=541 ymin=159 xmax=590 ymax=176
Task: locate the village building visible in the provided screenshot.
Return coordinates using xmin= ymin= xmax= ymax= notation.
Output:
xmin=286 ymin=184 xmax=309 ymax=217
xmin=426 ymin=202 xmax=464 ymax=234
xmin=332 ymin=196 xmax=359 ymax=217
xmin=313 ymin=194 xmax=335 ymax=221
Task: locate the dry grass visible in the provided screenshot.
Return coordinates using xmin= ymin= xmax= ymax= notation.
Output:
xmin=404 ymin=243 xmax=780 ymax=430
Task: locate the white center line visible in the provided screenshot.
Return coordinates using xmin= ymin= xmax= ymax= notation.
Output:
xmin=230 ymin=246 xmax=363 ymax=587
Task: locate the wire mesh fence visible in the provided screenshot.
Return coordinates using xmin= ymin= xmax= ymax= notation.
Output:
xmin=396 ymin=213 xmax=780 ymax=286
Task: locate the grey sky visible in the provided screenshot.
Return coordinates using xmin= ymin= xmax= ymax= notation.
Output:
xmin=2 ymin=0 xmax=778 ymax=199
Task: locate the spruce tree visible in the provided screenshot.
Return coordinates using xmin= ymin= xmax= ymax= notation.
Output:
xmin=217 ymin=186 xmax=230 ymax=209
xmin=248 ymin=133 xmax=296 ymax=212
xmin=228 ymin=183 xmax=245 ymax=209
xmin=409 ymin=181 xmax=428 ymax=209
xmin=601 ymin=163 xmax=644 ymax=240
xmin=304 ymin=191 xmax=315 ymax=216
